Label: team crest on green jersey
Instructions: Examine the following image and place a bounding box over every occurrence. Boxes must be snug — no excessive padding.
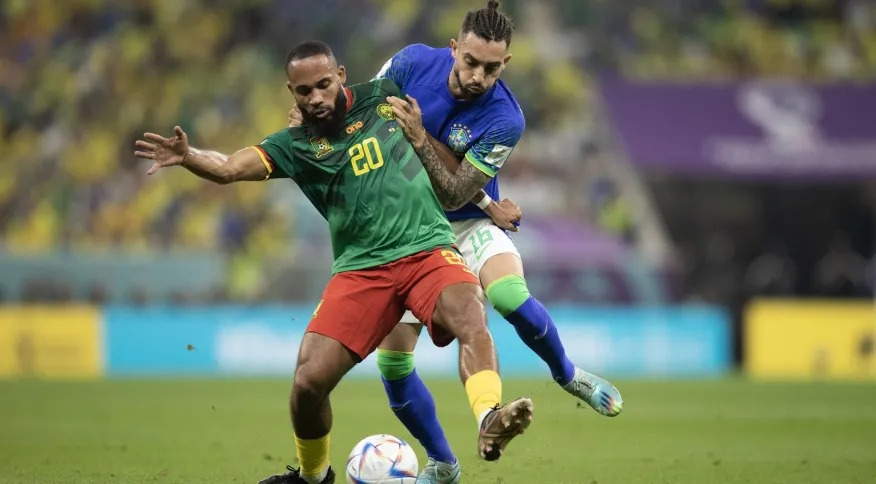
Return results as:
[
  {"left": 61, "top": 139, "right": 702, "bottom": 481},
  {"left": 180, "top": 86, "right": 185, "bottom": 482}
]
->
[
  {"left": 309, "top": 137, "right": 334, "bottom": 158},
  {"left": 376, "top": 103, "right": 395, "bottom": 120}
]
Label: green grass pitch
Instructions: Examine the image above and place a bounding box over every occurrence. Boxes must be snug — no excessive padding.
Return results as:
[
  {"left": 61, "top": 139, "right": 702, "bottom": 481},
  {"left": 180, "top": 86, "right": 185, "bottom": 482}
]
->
[{"left": 1, "top": 377, "right": 875, "bottom": 483}]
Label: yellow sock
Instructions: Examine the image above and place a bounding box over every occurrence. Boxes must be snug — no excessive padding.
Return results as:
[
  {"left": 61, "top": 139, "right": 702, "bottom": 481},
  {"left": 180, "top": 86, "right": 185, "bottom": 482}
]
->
[
  {"left": 294, "top": 433, "right": 330, "bottom": 482},
  {"left": 464, "top": 370, "right": 502, "bottom": 423}
]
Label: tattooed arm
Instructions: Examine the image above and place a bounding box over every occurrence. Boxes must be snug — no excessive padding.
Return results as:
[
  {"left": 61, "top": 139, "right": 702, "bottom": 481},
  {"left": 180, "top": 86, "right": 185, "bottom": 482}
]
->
[
  {"left": 422, "top": 132, "right": 491, "bottom": 200},
  {"left": 387, "top": 95, "right": 492, "bottom": 210},
  {"left": 416, "top": 135, "right": 493, "bottom": 210}
]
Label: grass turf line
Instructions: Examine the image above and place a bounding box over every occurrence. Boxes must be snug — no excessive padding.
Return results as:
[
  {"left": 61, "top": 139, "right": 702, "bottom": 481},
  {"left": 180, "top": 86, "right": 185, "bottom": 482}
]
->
[{"left": 1, "top": 378, "right": 875, "bottom": 483}]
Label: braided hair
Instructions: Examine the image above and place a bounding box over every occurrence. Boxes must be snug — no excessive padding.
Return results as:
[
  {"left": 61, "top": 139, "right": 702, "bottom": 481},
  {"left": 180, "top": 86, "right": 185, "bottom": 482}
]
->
[{"left": 460, "top": 0, "right": 514, "bottom": 46}]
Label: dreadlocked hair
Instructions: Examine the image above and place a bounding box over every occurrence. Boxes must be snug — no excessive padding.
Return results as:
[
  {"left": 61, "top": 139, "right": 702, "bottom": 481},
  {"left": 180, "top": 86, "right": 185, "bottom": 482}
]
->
[{"left": 460, "top": 0, "right": 514, "bottom": 46}]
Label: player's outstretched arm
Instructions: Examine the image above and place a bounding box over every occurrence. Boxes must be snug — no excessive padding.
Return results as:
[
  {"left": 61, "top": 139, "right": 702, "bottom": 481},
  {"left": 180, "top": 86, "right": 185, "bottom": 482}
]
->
[
  {"left": 388, "top": 96, "right": 491, "bottom": 210},
  {"left": 134, "top": 126, "right": 269, "bottom": 184}
]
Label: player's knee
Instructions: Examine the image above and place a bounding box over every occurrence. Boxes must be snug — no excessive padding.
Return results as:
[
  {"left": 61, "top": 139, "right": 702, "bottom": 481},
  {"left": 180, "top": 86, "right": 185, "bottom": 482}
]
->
[
  {"left": 485, "top": 275, "right": 531, "bottom": 317},
  {"left": 437, "top": 283, "right": 487, "bottom": 339},
  {"left": 378, "top": 322, "right": 421, "bottom": 353},
  {"left": 291, "top": 365, "right": 329, "bottom": 405},
  {"left": 376, "top": 349, "right": 416, "bottom": 381}
]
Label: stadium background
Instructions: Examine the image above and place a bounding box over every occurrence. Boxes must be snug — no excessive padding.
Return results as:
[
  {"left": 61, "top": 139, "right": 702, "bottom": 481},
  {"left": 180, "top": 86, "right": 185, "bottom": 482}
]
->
[{"left": 1, "top": 0, "right": 875, "bottom": 482}]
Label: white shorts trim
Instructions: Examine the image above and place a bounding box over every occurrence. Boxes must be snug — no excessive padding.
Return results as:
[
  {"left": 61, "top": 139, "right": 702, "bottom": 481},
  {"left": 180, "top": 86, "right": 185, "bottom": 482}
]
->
[{"left": 400, "top": 218, "right": 520, "bottom": 324}]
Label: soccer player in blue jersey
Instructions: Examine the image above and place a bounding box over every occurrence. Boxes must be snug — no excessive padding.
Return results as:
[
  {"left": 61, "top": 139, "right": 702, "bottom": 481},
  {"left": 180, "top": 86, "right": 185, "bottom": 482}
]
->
[{"left": 374, "top": 1, "right": 625, "bottom": 482}]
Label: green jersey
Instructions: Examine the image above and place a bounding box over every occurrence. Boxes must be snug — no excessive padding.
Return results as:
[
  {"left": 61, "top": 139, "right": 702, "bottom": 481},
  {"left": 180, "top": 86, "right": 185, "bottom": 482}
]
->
[{"left": 254, "top": 78, "right": 456, "bottom": 273}]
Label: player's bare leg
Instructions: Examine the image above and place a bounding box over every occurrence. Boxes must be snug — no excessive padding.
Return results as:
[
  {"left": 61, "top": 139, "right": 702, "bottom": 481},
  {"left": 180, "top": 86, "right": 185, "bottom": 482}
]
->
[
  {"left": 259, "top": 332, "right": 358, "bottom": 484},
  {"left": 431, "top": 282, "right": 533, "bottom": 462},
  {"left": 480, "top": 253, "right": 623, "bottom": 417},
  {"left": 379, "top": 322, "right": 421, "bottom": 352}
]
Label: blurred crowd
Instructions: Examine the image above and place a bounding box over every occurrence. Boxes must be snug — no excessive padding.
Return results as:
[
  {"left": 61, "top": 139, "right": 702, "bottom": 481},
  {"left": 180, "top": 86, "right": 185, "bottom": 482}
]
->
[
  {"left": 563, "top": 0, "right": 876, "bottom": 80},
  {"left": 1, "top": 0, "right": 874, "bottom": 302}
]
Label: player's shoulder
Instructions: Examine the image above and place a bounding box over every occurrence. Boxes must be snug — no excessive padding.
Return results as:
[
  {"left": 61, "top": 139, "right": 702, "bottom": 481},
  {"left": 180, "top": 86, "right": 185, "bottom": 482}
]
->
[
  {"left": 395, "top": 43, "right": 446, "bottom": 63},
  {"left": 390, "top": 44, "right": 450, "bottom": 77},
  {"left": 489, "top": 80, "right": 526, "bottom": 131},
  {"left": 261, "top": 127, "right": 295, "bottom": 145},
  {"left": 350, "top": 78, "right": 401, "bottom": 103},
  {"left": 260, "top": 127, "right": 313, "bottom": 159}
]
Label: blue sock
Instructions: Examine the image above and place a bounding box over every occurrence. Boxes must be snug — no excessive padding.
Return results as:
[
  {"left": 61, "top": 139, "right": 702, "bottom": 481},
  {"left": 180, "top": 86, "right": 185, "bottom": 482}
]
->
[
  {"left": 506, "top": 296, "right": 576, "bottom": 385},
  {"left": 381, "top": 370, "right": 456, "bottom": 464}
]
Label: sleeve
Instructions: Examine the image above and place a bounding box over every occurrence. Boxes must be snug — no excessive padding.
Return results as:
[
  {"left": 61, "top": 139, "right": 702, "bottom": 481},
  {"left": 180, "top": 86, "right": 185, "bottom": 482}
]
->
[
  {"left": 372, "top": 44, "right": 425, "bottom": 90},
  {"left": 463, "top": 116, "right": 525, "bottom": 178},
  {"left": 253, "top": 129, "right": 295, "bottom": 179}
]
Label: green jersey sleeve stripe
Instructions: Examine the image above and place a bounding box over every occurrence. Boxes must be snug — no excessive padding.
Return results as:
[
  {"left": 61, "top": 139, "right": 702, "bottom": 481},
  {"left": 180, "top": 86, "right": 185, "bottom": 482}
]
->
[
  {"left": 251, "top": 145, "right": 274, "bottom": 180},
  {"left": 464, "top": 151, "right": 498, "bottom": 177}
]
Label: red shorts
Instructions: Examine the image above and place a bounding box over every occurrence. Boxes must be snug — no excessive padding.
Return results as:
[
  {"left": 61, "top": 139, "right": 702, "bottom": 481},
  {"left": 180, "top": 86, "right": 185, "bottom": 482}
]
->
[{"left": 306, "top": 247, "right": 479, "bottom": 360}]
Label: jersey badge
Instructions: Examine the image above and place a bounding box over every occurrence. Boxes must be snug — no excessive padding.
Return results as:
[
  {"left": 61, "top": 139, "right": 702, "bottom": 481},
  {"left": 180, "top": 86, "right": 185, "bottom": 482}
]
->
[
  {"left": 309, "top": 137, "right": 334, "bottom": 158},
  {"left": 485, "top": 144, "right": 513, "bottom": 169},
  {"left": 376, "top": 103, "right": 395, "bottom": 120},
  {"left": 448, "top": 123, "right": 472, "bottom": 154}
]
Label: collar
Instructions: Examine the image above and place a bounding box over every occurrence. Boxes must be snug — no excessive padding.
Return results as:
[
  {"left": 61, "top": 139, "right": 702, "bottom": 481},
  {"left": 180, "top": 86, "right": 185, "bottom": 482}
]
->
[{"left": 344, "top": 86, "right": 353, "bottom": 111}]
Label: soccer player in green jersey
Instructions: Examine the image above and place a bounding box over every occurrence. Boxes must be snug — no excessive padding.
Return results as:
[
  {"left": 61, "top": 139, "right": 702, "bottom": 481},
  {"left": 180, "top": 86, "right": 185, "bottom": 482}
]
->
[{"left": 134, "top": 41, "right": 533, "bottom": 484}]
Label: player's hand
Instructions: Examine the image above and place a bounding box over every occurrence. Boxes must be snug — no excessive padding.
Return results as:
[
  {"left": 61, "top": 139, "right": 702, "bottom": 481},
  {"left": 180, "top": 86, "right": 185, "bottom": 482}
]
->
[
  {"left": 288, "top": 104, "right": 303, "bottom": 127},
  {"left": 134, "top": 126, "right": 190, "bottom": 175},
  {"left": 386, "top": 95, "right": 427, "bottom": 150},
  {"left": 485, "top": 197, "right": 523, "bottom": 232}
]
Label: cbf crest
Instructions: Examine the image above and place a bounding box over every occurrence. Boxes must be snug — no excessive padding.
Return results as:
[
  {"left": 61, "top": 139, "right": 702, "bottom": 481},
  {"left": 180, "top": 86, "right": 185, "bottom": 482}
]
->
[
  {"left": 448, "top": 123, "right": 472, "bottom": 154},
  {"left": 309, "top": 137, "right": 333, "bottom": 158}
]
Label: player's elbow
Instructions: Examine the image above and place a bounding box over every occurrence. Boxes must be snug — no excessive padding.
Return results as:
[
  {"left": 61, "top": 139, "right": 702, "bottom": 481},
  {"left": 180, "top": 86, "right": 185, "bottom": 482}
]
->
[
  {"left": 215, "top": 173, "right": 235, "bottom": 185},
  {"left": 214, "top": 166, "right": 240, "bottom": 185},
  {"left": 208, "top": 174, "right": 233, "bottom": 185}
]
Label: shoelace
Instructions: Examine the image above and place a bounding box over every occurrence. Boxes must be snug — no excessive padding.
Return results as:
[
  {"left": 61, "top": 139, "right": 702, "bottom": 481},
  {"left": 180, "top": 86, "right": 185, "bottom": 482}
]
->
[
  {"left": 567, "top": 376, "right": 595, "bottom": 396},
  {"left": 421, "top": 459, "right": 438, "bottom": 478},
  {"left": 423, "top": 458, "right": 456, "bottom": 479}
]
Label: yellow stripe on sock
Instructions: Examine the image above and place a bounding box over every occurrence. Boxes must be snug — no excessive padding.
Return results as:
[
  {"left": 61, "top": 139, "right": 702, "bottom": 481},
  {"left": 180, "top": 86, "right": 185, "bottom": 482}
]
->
[
  {"left": 295, "top": 433, "right": 330, "bottom": 479},
  {"left": 464, "top": 370, "right": 502, "bottom": 421}
]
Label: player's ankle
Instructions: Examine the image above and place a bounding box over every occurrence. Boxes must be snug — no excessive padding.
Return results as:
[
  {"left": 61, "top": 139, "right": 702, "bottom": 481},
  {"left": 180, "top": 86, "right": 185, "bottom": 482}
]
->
[
  {"left": 477, "top": 408, "right": 493, "bottom": 429},
  {"left": 301, "top": 467, "right": 328, "bottom": 484}
]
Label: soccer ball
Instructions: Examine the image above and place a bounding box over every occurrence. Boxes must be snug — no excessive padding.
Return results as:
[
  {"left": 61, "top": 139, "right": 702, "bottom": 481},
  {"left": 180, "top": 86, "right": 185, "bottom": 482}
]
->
[{"left": 345, "top": 434, "right": 419, "bottom": 483}]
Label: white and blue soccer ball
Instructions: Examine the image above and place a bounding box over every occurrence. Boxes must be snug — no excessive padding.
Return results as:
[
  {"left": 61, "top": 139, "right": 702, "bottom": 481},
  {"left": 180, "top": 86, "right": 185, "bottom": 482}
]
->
[{"left": 345, "top": 434, "right": 418, "bottom": 484}]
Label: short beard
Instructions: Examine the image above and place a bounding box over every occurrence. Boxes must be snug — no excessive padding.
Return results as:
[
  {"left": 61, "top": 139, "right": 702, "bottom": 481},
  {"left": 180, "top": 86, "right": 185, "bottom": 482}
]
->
[
  {"left": 453, "top": 67, "right": 484, "bottom": 100},
  {"left": 300, "top": 89, "right": 347, "bottom": 138}
]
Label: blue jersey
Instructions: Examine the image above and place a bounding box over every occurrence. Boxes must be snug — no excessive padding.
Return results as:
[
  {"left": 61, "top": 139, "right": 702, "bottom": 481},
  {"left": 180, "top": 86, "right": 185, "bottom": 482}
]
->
[{"left": 374, "top": 43, "right": 525, "bottom": 221}]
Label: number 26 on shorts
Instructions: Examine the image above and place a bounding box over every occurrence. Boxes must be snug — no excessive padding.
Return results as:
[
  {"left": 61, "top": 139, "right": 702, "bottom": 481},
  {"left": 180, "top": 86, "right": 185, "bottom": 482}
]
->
[{"left": 441, "top": 249, "right": 465, "bottom": 266}]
